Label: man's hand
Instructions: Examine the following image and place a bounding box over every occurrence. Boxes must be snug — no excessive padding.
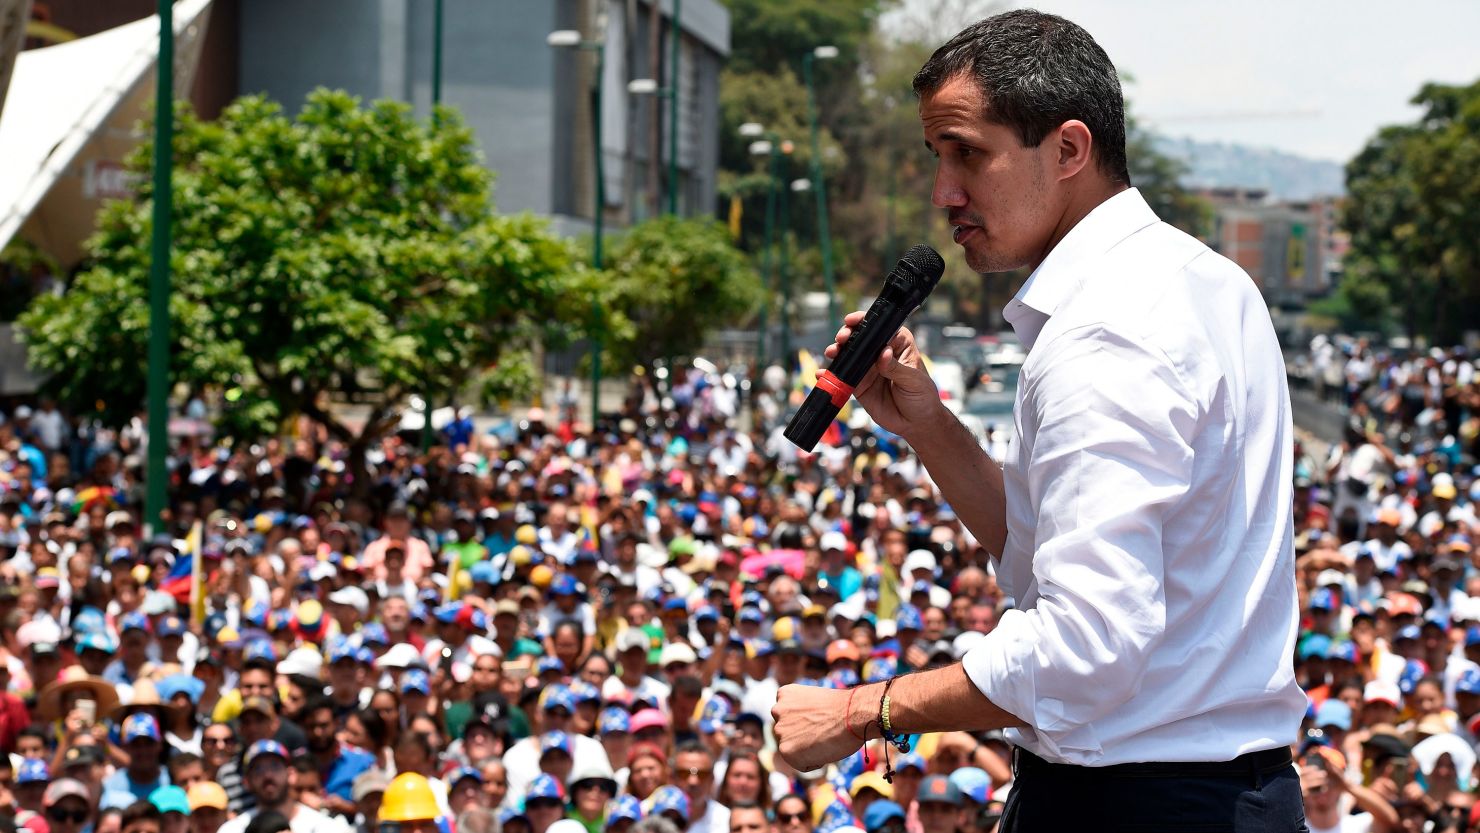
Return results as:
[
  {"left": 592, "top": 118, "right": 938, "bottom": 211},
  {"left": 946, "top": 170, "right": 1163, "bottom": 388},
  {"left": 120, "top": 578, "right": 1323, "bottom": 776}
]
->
[
  {"left": 773, "top": 683, "right": 866, "bottom": 772},
  {"left": 825, "top": 311, "right": 945, "bottom": 440}
]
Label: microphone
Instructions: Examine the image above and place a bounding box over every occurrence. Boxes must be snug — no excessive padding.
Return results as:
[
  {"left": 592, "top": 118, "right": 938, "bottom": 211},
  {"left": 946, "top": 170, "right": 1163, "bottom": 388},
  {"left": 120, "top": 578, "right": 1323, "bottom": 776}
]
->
[{"left": 784, "top": 244, "right": 946, "bottom": 451}]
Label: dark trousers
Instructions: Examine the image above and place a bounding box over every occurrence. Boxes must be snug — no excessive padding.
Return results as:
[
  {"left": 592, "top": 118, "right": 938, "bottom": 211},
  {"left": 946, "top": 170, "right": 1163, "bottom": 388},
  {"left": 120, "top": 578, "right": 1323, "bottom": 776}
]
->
[{"left": 999, "top": 747, "right": 1309, "bottom": 832}]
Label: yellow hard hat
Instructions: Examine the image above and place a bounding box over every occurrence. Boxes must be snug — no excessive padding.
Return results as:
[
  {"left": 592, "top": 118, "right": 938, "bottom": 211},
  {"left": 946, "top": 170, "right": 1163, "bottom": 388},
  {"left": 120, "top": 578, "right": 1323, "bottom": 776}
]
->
[
  {"left": 516, "top": 525, "right": 538, "bottom": 545},
  {"left": 380, "top": 772, "right": 440, "bottom": 822},
  {"left": 530, "top": 564, "right": 554, "bottom": 589},
  {"left": 509, "top": 545, "right": 532, "bottom": 567}
]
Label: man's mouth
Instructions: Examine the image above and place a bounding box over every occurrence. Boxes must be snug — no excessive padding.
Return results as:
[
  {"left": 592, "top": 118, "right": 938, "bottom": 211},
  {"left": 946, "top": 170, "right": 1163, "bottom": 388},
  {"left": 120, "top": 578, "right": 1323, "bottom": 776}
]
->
[{"left": 952, "top": 223, "right": 981, "bottom": 244}]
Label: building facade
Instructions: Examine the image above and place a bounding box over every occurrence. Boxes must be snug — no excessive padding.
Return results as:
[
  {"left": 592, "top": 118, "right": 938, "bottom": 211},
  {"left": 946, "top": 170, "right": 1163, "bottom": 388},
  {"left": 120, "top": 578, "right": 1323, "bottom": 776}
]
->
[{"left": 1199, "top": 187, "right": 1347, "bottom": 306}]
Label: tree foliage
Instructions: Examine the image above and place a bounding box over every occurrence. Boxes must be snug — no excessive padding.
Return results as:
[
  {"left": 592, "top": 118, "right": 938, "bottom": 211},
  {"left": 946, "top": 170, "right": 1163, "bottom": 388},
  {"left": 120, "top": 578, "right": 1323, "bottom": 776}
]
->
[
  {"left": 601, "top": 216, "right": 762, "bottom": 371},
  {"left": 1340, "top": 79, "right": 1480, "bottom": 343},
  {"left": 20, "top": 89, "right": 590, "bottom": 466}
]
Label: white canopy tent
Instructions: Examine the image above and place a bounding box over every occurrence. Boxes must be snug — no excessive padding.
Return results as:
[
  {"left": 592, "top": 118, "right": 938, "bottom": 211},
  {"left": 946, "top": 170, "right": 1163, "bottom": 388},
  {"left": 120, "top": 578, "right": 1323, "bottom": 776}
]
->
[{"left": 0, "top": 0, "right": 212, "bottom": 267}]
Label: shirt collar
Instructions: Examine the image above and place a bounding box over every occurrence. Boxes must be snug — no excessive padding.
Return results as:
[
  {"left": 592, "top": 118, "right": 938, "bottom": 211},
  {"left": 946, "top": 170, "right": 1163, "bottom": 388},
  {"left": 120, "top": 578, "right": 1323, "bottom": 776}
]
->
[{"left": 1002, "top": 188, "right": 1159, "bottom": 350}]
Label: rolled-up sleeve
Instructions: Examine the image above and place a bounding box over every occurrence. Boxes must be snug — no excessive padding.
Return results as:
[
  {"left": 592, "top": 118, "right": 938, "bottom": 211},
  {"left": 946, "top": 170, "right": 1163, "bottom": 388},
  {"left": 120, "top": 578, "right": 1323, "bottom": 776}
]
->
[{"left": 961, "top": 324, "right": 1197, "bottom": 762}]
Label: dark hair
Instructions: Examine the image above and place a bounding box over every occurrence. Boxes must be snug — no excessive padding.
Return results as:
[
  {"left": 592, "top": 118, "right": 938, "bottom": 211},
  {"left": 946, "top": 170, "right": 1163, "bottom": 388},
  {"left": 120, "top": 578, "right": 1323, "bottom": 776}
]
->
[
  {"left": 119, "top": 800, "right": 163, "bottom": 831},
  {"left": 912, "top": 9, "right": 1129, "bottom": 185},
  {"left": 352, "top": 707, "right": 391, "bottom": 749},
  {"left": 302, "top": 693, "right": 336, "bottom": 721},
  {"left": 671, "top": 675, "right": 705, "bottom": 699},
  {"left": 167, "top": 752, "right": 203, "bottom": 780},
  {"left": 717, "top": 752, "right": 772, "bottom": 808},
  {"left": 673, "top": 739, "right": 713, "bottom": 764}
]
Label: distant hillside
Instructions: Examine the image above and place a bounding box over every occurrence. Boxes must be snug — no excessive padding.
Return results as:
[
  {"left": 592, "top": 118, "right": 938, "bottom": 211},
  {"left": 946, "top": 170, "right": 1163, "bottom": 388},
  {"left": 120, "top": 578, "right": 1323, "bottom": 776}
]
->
[{"left": 1152, "top": 136, "right": 1347, "bottom": 201}]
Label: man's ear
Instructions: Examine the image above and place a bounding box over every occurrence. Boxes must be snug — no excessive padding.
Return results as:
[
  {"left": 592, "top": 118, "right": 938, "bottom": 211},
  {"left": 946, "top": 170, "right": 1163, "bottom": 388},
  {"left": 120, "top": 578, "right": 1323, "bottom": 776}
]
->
[{"left": 1053, "top": 120, "right": 1094, "bottom": 181}]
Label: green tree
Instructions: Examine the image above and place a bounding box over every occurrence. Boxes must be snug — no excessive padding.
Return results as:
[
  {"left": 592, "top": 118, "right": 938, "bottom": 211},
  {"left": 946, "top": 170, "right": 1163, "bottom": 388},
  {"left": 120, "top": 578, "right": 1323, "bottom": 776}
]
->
[
  {"left": 1340, "top": 79, "right": 1480, "bottom": 344},
  {"left": 602, "top": 216, "right": 762, "bottom": 372},
  {"left": 20, "top": 90, "right": 590, "bottom": 483}
]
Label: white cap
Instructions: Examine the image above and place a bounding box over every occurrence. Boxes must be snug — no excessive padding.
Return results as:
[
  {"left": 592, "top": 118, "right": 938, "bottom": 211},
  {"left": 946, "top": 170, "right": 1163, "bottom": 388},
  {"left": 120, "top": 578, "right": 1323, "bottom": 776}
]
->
[
  {"left": 466, "top": 635, "right": 502, "bottom": 658},
  {"left": 1364, "top": 680, "right": 1401, "bottom": 707},
  {"left": 876, "top": 620, "right": 897, "bottom": 640},
  {"left": 819, "top": 531, "right": 848, "bottom": 552},
  {"left": 308, "top": 562, "right": 338, "bottom": 582},
  {"left": 105, "top": 510, "right": 135, "bottom": 530},
  {"left": 658, "top": 642, "right": 697, "bottom": 667},
  {"left": 614, "top": 629, "right": 650, "bottom": 653},
  {"left": 328, "top": 586, "right": 369, "bottom": 616},
  {"left": 277, "top": 646, "right": 324, "bottom": 678},
  {"left": 928, "top": 585, "right": 952, "bottom": 611},
  {"left": 902, "top": 549, "right": 937, "bottom": 581},
  {"left": 1316, "top": 569, "right": 1347, "bottom": 588},
  {"left": 13, "top": 405, "right": 32, "bottom": 419},
  {"left": 376, "top": 643, "right": 424, "bottom": 670}
]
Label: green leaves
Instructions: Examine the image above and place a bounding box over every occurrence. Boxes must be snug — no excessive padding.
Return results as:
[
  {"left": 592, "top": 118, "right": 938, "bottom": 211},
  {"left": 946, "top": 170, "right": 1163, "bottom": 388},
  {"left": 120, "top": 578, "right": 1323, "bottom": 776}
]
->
[
  {"left": 600, "top": 216, "right": 763, "bottom": 372},
  {"left": 18, "top": 88, "right": 589, "bottom": 443},
  {"left": 1340, "top": 79, "right": 1480, "bottom": 341}
]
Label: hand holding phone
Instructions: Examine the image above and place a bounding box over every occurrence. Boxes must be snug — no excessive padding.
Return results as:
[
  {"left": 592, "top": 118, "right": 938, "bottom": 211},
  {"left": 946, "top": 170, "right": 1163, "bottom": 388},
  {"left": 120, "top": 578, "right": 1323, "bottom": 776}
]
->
[{"left": 77, "top": 699, "right": 96, "bottom": 725}]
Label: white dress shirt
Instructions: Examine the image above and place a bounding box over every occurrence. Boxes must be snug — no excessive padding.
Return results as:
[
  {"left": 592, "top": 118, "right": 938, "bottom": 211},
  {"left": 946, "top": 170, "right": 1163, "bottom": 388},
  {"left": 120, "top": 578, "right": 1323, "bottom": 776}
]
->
[{"left": 960, "top": 188, "right": 1306, "bottom": 765}]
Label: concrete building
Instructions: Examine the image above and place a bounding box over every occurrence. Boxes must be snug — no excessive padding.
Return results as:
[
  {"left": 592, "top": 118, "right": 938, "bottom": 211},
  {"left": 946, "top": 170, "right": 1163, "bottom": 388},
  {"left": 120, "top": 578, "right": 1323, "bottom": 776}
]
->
[
  {"left": 236, "top": 0, "right": 729, "bottom": 238},
  {"left": 1199, "top": 187, "right": 1345, "bottom": 306}
]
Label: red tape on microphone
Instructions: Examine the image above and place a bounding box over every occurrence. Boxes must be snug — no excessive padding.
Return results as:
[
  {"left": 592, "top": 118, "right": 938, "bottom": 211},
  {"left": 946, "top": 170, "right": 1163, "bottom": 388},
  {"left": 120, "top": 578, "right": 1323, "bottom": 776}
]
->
[{"left": 814, "top": 371, "right": 854, "bottom": 408}]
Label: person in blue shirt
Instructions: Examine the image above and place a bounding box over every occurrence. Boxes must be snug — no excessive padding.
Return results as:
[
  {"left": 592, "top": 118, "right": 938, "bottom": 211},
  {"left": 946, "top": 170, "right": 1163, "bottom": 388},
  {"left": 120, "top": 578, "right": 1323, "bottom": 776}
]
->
[
  {"left": 302, "top": 694, "right": 375, "bottom": 818},
  {"left": 816, "top": 531, "right": 863, "bottom": 601},
  {"left": 103, "top": 714, "right": 171, "bottom": 801}
]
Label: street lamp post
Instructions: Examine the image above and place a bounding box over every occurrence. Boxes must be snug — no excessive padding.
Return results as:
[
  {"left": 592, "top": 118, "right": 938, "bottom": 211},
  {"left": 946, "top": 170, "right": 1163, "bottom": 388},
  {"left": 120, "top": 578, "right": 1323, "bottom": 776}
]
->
[
  {"left": 145, "top": 0, "right": 174, "bottom": 533},
  {"left": 740, "top": 123, "right": 777, "bottom": 369},
  {"left": 667, "top": 0, "right": 681, "bottom": 214},
  {"left": 803, "top": 44, "right": 839, "bottom": 331},
  {"left": 548, "top": 26, "right": 607, "bottom": 429},
  {"left": 421, "top": 0, "right": 445, "bottom": 452}
]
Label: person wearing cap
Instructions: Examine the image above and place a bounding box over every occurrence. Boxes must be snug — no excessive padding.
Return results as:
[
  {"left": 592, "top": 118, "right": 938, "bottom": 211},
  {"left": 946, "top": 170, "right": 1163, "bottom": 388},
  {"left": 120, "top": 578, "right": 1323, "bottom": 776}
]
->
[
  {"left": 648, "top": 784, "right": 692, "bottom": 831},
  {"left": 605, "top": 793, "right": 643, "bottom": 833},
  {"left": 862, "top": 800, "right": 906, "bottom": 833},
  {"left": 185, "top": 781, "right": 231, "bottom": 833},
  {"left": 913, "top": 776, "right": 964, "bottom": 833},
  {"left": 605, "top": 628, "right": 671, "bottom": 707},
  {"left": 104, "top": 714, "right": 170, "bottom": 802},
  {"left": 218, "top": 740, "right": 352, "bottom": 833},
  {"left": 523, "top": 772, "right": 568, "bottom": 833},
  {"left": 104, "top": 612, "right": 160, "bottom": 695},
  {"left": 817, "top": 531, "right": 862, "bottom": 602},
  {"left": 43, "top": 778, "right": 95, "bottom": 833},
  {"left": 218, "top": 695, "right": 284, "bottom": 814},
  {"left": 350, "top": 769, "right": 391, "bottom": 833},
  {"left": 150, "top": 784, "right": 192, "bottom": 833},
  {"left": 502, "top": 686, "right": 607, "bottom": 806},
  {"left": 445, "top": 766, "right": 484, "bottom": 816},
  {"left": 566, "top": 758, "right": 619, "bottom": 833}
]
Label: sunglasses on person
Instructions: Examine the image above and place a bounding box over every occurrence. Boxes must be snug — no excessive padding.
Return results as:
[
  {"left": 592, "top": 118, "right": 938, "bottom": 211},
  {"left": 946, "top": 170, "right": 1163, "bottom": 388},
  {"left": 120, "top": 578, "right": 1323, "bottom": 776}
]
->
[
  {"left": 774, "top": 812, "right": 806, "bottom": 825},
  {"left": 48, "top": 808, "right": 88, "bottom": 824}
]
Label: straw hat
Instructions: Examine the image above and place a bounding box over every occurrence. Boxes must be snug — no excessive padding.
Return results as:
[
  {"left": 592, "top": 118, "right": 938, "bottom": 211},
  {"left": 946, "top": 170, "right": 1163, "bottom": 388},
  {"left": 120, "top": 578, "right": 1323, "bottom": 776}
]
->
[
  {"left": 110, "top": 678, "right": 186, "bottom": 723},
  {"left": 35, "top": 666, "right": 120, "bottom": 723}
]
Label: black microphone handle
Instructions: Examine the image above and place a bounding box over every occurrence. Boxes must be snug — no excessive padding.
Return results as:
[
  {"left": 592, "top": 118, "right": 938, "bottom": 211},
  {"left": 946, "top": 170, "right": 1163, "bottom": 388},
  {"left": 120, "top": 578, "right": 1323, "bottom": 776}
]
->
[{"left": 783, "top": 245, "right": 944, "bottom": 451}]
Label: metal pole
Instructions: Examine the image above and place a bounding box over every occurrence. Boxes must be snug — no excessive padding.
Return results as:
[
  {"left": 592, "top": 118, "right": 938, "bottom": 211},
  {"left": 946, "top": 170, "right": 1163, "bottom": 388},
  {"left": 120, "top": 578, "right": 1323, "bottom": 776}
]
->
[
  {"left": 145, "top": 0, "right": 173, "bottom": 535},
  {"left": 757, "top": 144, "right": 778, "bottom": 370},
  {"left": 804, "top": 52, "right": 837, "bottom": 332},
  {"left": 666, "top": 0, "right": 681, "bottom": 214},
  {"left": 422, "top": 0, "right": 444, "bottom": 452},
  {"left": 591, "top": 41, "right": 604, "bottom": 429},
  {"left": 778, "top": 171, "right": 792, "bottom": 368}
]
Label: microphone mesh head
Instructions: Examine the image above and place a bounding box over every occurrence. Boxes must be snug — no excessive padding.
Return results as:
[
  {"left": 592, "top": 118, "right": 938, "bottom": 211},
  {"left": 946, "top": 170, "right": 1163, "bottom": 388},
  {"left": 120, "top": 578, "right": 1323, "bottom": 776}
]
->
[{"left": 902, "top": 244, "right": 946, "bottom": 282}]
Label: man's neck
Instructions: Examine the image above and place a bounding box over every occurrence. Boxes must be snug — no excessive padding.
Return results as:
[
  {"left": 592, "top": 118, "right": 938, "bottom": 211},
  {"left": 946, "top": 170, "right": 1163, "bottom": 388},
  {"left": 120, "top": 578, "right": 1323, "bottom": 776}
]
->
[
  {"left": 1031, "top": 182, "right": 1132, "bottom": 272},
  {"left": 128, "top": 766, "right": 159, "bottom": 783}
]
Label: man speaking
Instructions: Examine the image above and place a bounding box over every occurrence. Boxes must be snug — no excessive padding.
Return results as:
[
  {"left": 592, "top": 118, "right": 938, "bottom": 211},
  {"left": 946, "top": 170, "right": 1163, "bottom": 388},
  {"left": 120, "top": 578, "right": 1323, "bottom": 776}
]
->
[{"left": 771, "top": 10, "right": 1308, "bottom": 831}]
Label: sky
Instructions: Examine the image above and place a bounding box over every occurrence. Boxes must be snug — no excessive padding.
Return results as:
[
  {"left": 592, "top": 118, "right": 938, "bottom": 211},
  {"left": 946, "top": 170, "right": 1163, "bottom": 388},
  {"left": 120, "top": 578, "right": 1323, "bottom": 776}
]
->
[{"left": 880, "top": 0, "right": 1480, "bottom": 163}]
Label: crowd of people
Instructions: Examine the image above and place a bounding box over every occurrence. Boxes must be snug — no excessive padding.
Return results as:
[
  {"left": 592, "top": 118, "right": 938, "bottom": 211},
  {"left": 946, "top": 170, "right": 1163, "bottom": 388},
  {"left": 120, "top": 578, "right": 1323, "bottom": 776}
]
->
[{"left": 0, "top": 339, "right": 1474, "bottom": 833}]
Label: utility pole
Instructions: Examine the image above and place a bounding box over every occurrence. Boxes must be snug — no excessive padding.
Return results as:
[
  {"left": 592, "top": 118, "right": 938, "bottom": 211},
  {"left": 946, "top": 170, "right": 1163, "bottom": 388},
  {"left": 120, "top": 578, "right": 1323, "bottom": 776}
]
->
[{"left": 145, "top": 0, "right": 174, "bottom": 534}]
